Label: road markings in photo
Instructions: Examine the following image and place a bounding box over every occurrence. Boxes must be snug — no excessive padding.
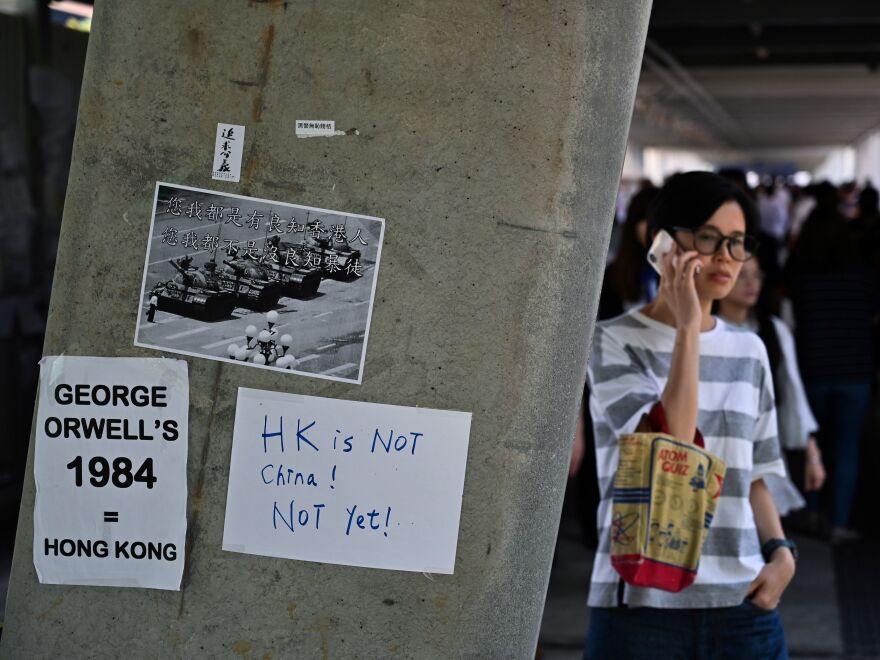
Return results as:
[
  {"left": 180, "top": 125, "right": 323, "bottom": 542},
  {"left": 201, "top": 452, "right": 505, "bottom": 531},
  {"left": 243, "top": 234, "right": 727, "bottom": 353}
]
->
[
  {"left": 201, "top": 336, "right": 245, "bottom": 350},
  {"left": 164, "top": 326, "right": 211, "bottom": 341},
  {"left": 151, "top": 315, "right": 181, "bottom": 326},
  {"left": 199, "top": 323, "right": 289, "bottom": 352},
  {"left": 320, "top": 362, "right": 358, "bottom": 376}
]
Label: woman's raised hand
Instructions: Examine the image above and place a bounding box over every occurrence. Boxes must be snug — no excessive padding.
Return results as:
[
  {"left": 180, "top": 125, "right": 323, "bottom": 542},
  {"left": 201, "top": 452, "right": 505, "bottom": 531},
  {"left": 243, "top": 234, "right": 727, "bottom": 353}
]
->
[{"left": 658, "top": 246, "right": 703, "bottom": 333}]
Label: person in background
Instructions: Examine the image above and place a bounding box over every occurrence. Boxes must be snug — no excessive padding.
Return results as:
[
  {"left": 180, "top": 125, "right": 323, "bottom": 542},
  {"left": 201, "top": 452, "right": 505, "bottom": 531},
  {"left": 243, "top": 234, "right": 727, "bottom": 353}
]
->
[
  {"left": 839, "top": 181, "right": 860, "bottom": 219},
  {"left": 757, "top": 181, "right": 791, "bottom": 245},
  {"left": 585, "top": 172, "right": 793, "bottom": 658},
  {"left": 785, "top": 182, "right": 879, "bottom": 543},
  {"left": 788, "top": 185, "right": 816, "bottom": 246},
  {"left": 855, "top": 183, "right": 880, "bottom": 268},
  {"left": 598, "top": 185, "right": 660, "bottom": 319},
  {"left": 717, "top": 256, "right": 827, "bottom": 517},
  {"left": 857, "top": 182, "right": 879, "bottom": 223},
  {"left": 786, "top": 182, "right": 848, "bottom": 272},
  {"left": 719, "top": 169, "right": 785, "bottom": 314},
  {"left": 854, "top": 184, "right": 880, "bottom": 396}
]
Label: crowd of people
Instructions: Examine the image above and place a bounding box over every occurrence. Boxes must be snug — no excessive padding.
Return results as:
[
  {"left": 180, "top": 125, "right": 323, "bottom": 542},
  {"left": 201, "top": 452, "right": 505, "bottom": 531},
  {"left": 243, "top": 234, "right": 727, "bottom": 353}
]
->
[{"left": 568, "top": 170, "right": 880, "bottom": 657}]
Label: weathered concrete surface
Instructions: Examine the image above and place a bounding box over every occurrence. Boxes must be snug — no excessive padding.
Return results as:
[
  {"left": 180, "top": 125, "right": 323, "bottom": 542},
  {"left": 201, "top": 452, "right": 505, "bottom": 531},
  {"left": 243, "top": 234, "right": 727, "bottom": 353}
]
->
[{"left": 2, "top": 0, "right": 650, "bottom": 657}]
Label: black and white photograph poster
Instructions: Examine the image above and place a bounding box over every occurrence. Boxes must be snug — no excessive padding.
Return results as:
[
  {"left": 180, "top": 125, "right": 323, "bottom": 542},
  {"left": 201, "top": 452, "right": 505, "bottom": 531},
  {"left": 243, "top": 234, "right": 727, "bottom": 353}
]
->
[{"left": 134, "top": 182, "right": 385, "bottom": 384}]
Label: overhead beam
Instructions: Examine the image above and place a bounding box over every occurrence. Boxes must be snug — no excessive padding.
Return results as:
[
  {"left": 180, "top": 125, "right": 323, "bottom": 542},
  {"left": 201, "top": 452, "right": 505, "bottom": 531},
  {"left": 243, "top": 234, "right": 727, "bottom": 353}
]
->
[
  {"left": 648, "top": 51, "right": 880, "bottom": 68},
  {"left": 651, "top": 25, "right": 880, "bottom": 50},
  {"left": 650, "top": 0, "right": 880, "bottom": 28}
]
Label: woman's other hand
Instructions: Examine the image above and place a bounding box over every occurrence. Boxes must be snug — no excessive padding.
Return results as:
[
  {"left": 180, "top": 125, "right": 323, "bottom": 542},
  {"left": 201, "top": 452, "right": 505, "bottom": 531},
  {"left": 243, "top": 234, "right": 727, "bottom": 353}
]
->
[
  {"left": 747, "top": 548, "right": 796, "bottom": 610},
  {"left": 804, "top": 436, "right": 826, "bottom": 492}
]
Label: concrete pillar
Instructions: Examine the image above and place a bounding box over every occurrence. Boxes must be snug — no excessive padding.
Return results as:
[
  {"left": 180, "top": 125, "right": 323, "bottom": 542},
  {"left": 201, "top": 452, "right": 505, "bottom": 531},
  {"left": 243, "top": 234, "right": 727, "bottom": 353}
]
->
[{"left": 2, "top": 0, "right": 651, "bottom": 656}]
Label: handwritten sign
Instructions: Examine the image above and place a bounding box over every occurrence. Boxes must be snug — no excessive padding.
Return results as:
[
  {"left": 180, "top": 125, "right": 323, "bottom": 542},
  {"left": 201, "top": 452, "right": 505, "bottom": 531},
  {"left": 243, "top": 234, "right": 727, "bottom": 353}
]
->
[
  {"left": 222, "top": 389, "right": 472, "bottom": 573},
  {"left": 212, "top": 122, "right": 244, "bottom": 182},
  {"left": 33, "top": 356, "right": 188, "bottom": 590}
]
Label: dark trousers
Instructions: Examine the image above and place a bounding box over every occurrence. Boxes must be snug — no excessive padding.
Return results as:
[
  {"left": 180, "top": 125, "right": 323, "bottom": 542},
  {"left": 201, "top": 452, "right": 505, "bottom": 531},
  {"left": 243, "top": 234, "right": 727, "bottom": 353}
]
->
[
  {"left": 584, "top": 602, "right": 788, "bottom": 660},
  {"left": 804, "top": 378, "right": 872, "bottom": 527}
]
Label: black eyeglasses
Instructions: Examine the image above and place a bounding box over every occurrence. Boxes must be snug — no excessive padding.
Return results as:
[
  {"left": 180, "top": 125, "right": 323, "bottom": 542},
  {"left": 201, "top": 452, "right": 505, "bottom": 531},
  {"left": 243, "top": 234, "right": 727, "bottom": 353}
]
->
[{"left": 672, "top": 226, "right": 759, "bottom": 262}]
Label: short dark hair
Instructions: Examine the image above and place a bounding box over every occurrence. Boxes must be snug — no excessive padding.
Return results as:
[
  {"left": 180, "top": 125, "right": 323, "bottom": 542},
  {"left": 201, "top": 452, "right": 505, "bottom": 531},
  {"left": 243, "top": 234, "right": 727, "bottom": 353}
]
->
[
  {"left": 647, "top": 171, "right": 758, "bottom": 239},
  {"left": 858, "top": 184, "right": 879, "bottom": 218}
]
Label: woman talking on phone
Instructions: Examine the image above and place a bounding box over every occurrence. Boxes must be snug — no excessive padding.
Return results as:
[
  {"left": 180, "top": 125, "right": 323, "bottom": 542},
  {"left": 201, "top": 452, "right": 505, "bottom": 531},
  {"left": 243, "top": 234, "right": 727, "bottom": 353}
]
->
[{"left": 585, "top": 172, "right": 794, "bottom": 659}]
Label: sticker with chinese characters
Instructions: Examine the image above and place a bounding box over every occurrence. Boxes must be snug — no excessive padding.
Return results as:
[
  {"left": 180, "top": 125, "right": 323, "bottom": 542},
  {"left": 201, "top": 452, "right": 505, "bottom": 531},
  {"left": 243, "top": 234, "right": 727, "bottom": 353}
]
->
[
  {"left": 295, "top": 120, "right": 336, "bottom": 137},
  {"left": 134, "top": 182, "right": 385, "bottom": 384},
  {"left": 212, "top": 123, "right": 245, "bottom": 182}
]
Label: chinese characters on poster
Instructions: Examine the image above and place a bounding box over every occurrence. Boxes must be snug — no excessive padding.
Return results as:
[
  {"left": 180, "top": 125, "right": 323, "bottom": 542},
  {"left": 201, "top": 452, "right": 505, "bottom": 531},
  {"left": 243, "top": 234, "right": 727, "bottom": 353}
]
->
[{"left": 135, "top": 183, "right": 384, "bottom": 384}]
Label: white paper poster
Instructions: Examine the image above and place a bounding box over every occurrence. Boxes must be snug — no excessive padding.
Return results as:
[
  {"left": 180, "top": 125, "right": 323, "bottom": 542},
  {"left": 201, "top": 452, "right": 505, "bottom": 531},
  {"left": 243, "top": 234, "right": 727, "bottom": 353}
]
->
[
  {"left": 212, "top": 123, "right": 244, "bottom": 182},
  {"left": 223, "top": 389, "right": 472, "bottom": 574},
  {"left": 33, "top": 356, "right": 188, "bottom": 590}
]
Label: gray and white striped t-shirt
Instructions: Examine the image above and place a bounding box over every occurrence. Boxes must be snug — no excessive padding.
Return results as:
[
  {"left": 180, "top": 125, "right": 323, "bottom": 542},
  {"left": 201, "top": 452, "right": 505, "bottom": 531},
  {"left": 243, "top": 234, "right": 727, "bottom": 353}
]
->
[{"left": 586, "top": 309, "right": 787, "bottom": 609}]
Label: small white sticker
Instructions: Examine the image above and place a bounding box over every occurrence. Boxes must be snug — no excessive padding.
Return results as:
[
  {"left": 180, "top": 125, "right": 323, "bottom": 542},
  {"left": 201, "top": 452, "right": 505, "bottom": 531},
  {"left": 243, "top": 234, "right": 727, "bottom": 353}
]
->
[
  {"left": 296, "top": 120, "right": 336, "bottom": 137},
  {"left": 212, "top": 123, "right": 245, "bottom": 182}
]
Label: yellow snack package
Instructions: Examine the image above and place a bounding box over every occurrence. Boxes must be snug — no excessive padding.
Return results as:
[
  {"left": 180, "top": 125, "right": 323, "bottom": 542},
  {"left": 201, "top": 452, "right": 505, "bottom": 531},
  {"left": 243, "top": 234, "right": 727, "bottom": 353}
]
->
[{"left": 611, "top": 433, "right": 727, "bottom": 592}]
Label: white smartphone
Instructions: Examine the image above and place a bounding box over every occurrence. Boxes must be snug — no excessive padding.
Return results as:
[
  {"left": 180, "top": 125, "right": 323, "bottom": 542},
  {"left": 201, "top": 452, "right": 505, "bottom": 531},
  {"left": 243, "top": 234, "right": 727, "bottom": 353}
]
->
[{"left": 647, "top": 229, "right": 675, "bottom": 275}]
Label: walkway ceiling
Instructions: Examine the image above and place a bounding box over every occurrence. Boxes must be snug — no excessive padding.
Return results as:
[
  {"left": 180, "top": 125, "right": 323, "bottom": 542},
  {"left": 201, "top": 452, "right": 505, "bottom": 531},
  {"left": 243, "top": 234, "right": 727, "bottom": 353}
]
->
[{"left": 632, "top": 0, "right": 880, "bottom": 159}]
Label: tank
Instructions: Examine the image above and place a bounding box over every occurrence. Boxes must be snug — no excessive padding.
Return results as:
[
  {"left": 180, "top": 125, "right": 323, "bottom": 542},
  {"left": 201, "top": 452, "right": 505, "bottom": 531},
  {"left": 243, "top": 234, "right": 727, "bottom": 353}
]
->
[
  {"left": 216, "top": 256, "right": 285, "bottom": 310},
  {"left": 299, "top": 235, "right": 363, "bottom": 280},
  {"left": 149, "top": 258, "right": 236, "bottom": 320},
  {"left": 263, "top": 239, "right": 323, "bottom": 298}
]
